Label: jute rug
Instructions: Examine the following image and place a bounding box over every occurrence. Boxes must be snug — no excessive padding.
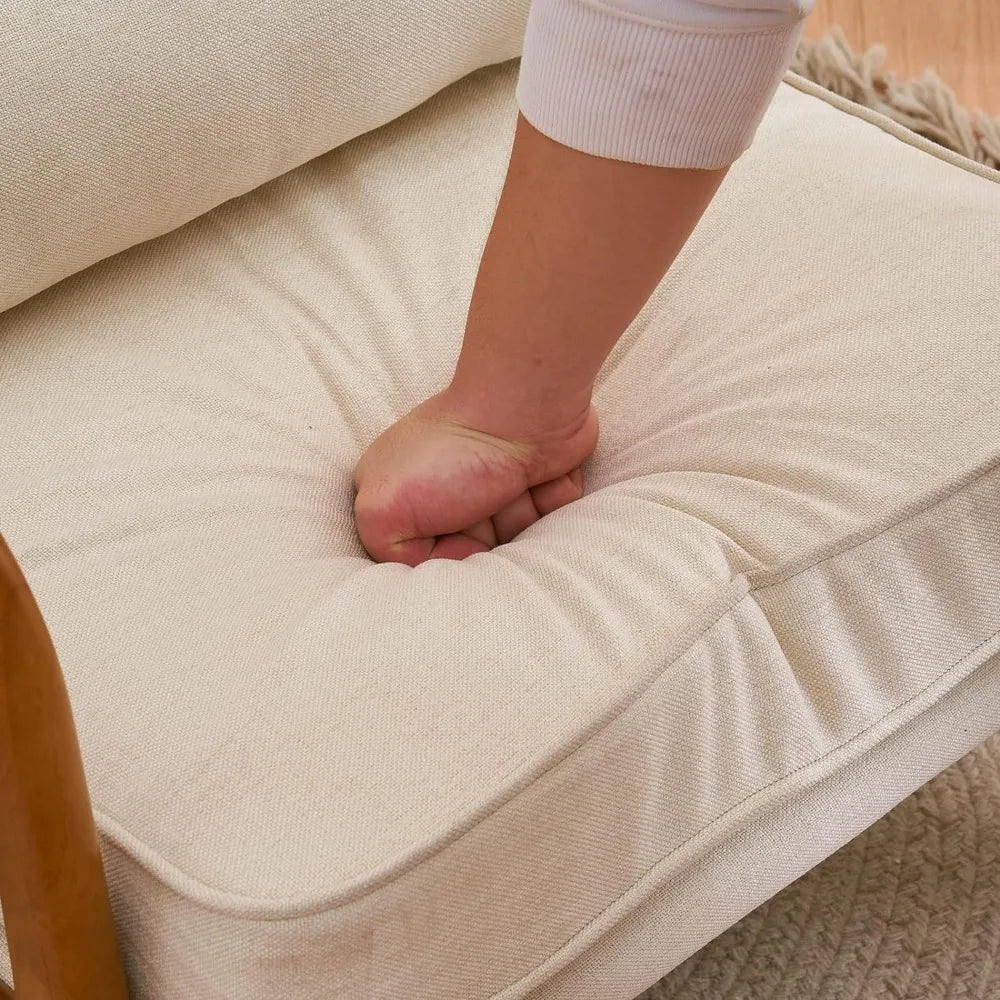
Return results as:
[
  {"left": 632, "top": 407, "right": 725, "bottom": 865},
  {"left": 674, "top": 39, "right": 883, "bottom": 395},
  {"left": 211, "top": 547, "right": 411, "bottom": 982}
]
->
[
  {"left": 639, "top": 31, "right": 1000, "bottom": 1000},
  {"left": 642, "top": 734, "right": 1000, "bottom": 999}
]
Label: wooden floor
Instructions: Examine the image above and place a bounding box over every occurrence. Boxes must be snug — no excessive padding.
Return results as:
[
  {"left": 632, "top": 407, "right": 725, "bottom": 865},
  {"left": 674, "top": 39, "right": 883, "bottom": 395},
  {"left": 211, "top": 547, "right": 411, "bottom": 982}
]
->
[{"left": 803, "top": 0, "right": 1000, "bottom": 115}]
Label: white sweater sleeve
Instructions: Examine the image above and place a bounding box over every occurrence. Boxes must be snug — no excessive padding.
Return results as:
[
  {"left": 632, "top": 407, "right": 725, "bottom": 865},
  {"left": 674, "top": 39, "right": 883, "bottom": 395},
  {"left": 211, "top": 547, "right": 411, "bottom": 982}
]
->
[{"left": 515, "top": 0, "right": 813, "bottom": 168}]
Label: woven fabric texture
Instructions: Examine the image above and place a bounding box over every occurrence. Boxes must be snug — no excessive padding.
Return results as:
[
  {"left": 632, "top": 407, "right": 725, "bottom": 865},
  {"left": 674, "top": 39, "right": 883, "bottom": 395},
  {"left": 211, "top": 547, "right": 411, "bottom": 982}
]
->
[
  {"left": 0, "top": 0, "right": 530, "bottom": 315},
  {"left": 637, "top": 48, "right": 1000, "bottom": 1000},
  {"left": 1, "top": 58, "right": 999, "bottom": 999},
  {"left": 644, "top": 731, "right": 1000, "bottom": 1000}
]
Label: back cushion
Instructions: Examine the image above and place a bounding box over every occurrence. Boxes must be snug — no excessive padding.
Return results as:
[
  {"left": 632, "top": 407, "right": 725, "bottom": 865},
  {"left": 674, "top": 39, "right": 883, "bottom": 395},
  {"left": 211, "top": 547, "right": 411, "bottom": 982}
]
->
[{"left": 0, "top": 0, "right": 529, "bottom": 314}]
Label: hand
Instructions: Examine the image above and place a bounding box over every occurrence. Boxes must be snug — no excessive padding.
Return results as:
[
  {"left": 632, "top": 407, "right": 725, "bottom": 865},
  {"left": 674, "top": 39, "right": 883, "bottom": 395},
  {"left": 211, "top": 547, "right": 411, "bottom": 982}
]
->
[{"left": 353, "top": 387, "right": 599, "bottom": 566}]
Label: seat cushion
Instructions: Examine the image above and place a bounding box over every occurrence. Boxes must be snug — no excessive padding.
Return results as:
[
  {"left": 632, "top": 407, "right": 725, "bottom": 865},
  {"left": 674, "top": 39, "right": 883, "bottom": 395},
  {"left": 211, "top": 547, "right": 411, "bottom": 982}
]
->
[{"left": 1, "top": 62, "right": 999, "bottom": 1000}]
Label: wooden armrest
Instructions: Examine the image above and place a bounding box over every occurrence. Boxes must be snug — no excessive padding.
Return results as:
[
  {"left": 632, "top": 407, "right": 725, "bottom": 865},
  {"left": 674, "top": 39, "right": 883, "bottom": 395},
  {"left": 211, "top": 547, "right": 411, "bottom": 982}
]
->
[{"left": 0, "top": 533, "right": 128, "bottom": 999}]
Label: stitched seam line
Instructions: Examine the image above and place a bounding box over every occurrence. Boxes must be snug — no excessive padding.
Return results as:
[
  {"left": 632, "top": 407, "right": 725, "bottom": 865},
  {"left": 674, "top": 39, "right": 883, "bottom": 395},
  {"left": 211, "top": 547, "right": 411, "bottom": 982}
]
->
[
  {"left": 497, "top": 628, "right": 1000, "bottom": 998},
  {"left": 781, "top": 72, "right": 1000, "bottom": 183},
  {"left": 748, "top": 459, "right": 1000, "bottom": 590},
  {"left": 81, "top": 468, "right": 1000, "bottom": 917},
  {"left": 567, "top": 0, "right": 798, "bottom": 37}
]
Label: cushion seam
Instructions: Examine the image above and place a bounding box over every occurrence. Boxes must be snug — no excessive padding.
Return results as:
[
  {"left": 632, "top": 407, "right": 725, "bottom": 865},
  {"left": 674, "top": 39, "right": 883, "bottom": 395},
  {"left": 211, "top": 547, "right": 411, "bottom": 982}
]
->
[
  {"left": 747, "top": 458, "right": 1000, "bottom": 590},
  {"left": 494, "top": 629, "right": 1000, "bottom": 999},
  {"left": 781, "top": 72, "right": 1000, "bottom": 183},
  {"left": 82, "top": 466, "right": 998, "bottom": 918}
]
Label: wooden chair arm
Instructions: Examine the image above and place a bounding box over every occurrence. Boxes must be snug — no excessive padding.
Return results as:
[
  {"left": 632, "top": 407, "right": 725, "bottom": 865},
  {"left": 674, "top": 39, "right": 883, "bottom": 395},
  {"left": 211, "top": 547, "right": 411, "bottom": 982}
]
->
[{"left": 0, "top": 532, "right": 128, "bottom": 999}]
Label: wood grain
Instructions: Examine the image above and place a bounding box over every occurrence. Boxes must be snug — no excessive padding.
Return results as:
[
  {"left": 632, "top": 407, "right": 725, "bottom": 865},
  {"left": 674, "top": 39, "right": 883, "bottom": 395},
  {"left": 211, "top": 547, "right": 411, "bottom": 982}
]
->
[
  {"left": 803, "top": 0, "right": 1000, "bottom": 115},
  {"left": 0, "top": 533, "right": 129, "bottom": 1000}
]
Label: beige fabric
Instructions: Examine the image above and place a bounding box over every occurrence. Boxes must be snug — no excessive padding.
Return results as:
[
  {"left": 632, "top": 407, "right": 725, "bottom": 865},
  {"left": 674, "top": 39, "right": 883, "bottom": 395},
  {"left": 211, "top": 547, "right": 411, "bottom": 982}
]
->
[
  {"left": 645, "top": 728, "right": 1000, "bottom": 1000},
  {"left": 0, "top": 0, "right": 530, "bottom": 316},
  {"left": 535, "top": 657, "right": 1000, "bottom": 1000},
  {"left": 1, "top": 60, "right": 999, "bottom": 998}
]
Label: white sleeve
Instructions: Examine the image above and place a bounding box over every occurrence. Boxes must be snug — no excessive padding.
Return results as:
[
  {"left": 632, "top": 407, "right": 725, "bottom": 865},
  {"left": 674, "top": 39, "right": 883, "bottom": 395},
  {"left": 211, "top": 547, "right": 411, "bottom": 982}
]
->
[{"left": 515, "top": 0, "right": 813, "bottom": 168}]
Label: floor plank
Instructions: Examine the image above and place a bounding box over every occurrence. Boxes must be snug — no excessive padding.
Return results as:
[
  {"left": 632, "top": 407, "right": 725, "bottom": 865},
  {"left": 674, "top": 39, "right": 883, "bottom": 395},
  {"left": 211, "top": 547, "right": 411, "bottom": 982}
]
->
[{"left": 803, "top": 0, "right": 1000, "bottom": 115}]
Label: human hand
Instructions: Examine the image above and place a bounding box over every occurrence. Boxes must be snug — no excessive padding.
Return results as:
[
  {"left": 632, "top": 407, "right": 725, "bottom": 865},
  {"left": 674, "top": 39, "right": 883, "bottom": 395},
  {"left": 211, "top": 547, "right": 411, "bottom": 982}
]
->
[{"left": 353, "top": 387, "right": 599, "bottom": 566}]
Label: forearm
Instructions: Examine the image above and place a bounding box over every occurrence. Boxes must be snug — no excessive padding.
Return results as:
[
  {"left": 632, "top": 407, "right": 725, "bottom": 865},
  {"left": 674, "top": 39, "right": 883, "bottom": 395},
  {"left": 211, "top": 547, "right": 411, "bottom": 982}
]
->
[{"left": 447, "top": 112, "right": 727, "bottom": 437}]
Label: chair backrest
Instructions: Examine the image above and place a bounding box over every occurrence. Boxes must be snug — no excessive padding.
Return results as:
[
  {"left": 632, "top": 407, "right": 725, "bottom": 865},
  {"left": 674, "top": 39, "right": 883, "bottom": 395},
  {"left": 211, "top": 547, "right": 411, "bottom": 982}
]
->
[{"left": 0, "top": 533, "right": 129, "bottom": 999}]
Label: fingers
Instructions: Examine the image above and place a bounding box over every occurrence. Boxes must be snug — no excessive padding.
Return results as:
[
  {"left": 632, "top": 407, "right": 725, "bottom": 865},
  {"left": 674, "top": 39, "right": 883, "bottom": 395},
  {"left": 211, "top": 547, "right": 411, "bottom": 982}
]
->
[
  {"left": 492, "top": 490, "right": 540, "bottom": 544},
  {"left": 529, "top": 467, "right": 584, "bottom": 516},
  {"left": 358, "top": 468, "right": 586, "bottom": 566},
  {"left": 430, "top": 532, "right": 492, "bottom": 561},
  {"left": 462, "top": 517, "right": 498, "bottom": 550},
  {"left": 380, "top": 536, "right": 435, "bottom": 568},
  {"left": 492, "top": 468, "right": 585, "bottom": 544}
]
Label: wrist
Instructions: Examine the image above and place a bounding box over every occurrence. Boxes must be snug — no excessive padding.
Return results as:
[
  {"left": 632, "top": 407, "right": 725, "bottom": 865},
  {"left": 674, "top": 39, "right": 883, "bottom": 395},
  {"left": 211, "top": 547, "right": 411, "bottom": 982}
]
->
[{"left": 441, "top": 365, "right": 594, "bottom": 447}]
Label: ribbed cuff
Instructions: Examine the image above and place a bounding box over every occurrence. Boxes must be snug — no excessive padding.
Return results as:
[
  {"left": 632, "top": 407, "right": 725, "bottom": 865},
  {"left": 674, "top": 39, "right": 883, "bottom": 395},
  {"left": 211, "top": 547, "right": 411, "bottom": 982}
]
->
[{"left": 516, "top": 0, "right": 807, "bottom": 168}]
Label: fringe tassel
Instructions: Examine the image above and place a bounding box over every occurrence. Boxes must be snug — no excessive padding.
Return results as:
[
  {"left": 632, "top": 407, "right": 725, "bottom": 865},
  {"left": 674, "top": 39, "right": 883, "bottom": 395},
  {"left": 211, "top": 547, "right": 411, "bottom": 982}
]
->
[{"left": 791, "top": 26, "right": 1000, "bottom": 170}]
